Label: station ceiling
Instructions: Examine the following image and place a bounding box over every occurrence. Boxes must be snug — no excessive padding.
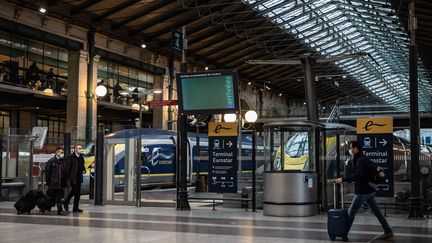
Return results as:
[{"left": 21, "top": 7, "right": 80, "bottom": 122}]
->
[{"left": 12, "top": 0, "right": 432, "bottom": 112}]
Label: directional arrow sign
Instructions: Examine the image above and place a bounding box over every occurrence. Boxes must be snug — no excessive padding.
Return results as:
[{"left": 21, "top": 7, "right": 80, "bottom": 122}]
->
[
  {"left": 225, "top": 140, "right": 233, "bottom": 148},
  {"left": 379, "top": 139, "right": 387, "bottom": 147}
]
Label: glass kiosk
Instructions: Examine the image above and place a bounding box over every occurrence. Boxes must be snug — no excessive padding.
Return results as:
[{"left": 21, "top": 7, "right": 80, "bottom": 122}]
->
[{"left": 262, "top": 120, "right": 324, "bottom": 216}]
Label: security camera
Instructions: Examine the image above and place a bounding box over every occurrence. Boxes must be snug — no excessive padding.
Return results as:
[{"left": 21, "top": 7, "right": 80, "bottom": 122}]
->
[{"left": 190, "top": 118, "right": 198, "bottom": 126}]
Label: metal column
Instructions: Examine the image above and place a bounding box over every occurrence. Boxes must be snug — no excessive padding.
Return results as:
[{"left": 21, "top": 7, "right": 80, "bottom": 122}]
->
[
  {"left": 176, "top": 26, "right": 190, "bottom": 210},
  {"left": 86, "top": 29, "right": 95, "bottom": 144},
  {"left": 408, "top": 0, "right": 423, "bottom": 219},
  {"left": 94, "top": 125, "right": 104, "bottom": 205}
]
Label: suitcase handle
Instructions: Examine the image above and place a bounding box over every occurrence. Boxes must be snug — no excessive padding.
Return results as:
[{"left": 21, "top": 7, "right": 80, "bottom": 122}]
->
[{"left": 333, "top": 181, "right": 344, "bottom": 209}]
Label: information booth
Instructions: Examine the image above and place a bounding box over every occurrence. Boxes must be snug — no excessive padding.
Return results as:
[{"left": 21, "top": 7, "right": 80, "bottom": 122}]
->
[{"left": 262, "top": 120, "right": 324, "bottom": 216}]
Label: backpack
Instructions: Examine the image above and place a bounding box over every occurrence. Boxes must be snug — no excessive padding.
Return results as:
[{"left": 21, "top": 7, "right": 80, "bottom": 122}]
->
[{"left": 364, "top": 158, "right": 385, "bottom": 189}]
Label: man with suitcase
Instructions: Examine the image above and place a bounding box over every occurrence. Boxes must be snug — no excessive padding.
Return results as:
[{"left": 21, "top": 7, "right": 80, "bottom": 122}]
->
[
  {"left": 63, "top": 144, "right": 86, "bottom": 213},
  {"left": 335, "top": 141, "right": 393, "bottom": 240},
  {"left": 45, "top": 147, "right": 67, "bottom": 215}
]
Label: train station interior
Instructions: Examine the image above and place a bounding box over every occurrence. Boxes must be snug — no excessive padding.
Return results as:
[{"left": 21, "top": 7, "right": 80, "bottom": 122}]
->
[{"left": 1, "top": 0, "right": 432, "bottom": 242}]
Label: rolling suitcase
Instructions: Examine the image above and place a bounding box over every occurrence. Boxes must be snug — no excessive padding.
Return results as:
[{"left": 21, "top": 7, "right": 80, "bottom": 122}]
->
[
  {"left": 327, "top": 183, "right": 349, "bottom": 241},
  {"left": 14, "top": 189, "right": 44, "bottom": 214}
]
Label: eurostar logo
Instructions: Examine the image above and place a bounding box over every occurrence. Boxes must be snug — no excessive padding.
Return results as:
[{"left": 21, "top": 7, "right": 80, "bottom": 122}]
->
[
  {"left": 363, "top": 120, "right": 386, "bottom": 131},
  {"left": 214, "top": 124, "right": 232, "bottom": 134},
  {"left": 357, "top": 117, "right": 393, "bottom": 134},
  {"left": 208, "top": 122, "right": 238, "bottom": 136}
]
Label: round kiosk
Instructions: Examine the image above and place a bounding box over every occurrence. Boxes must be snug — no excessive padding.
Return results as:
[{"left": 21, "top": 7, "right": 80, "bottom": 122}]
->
[{"left": 262, "top": 120, "right": 324, "bottom": 217}]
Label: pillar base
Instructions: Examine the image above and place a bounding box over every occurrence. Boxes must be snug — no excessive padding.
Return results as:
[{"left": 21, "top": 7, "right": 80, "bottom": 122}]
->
[
  {"left": 408, "top": 197, "right": 424, "bottom": 219},
  {"left": 176, "top": 191, "right": 190, "bottom": 210}
]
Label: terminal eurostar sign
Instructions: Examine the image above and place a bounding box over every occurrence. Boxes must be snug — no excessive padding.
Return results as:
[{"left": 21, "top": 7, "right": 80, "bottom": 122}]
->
[
  {"left": 208, "top": 122, "right": 238, "bottom": 137},
  {"left": 356, "top": 117, "right": 393, "bottom": 134}
]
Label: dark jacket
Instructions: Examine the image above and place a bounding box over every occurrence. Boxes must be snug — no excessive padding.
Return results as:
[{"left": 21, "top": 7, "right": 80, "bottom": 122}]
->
[
  {"left": 342, "top": 153, "right": 375, "bottom": 194},
  {"left": 45, "top": 156, "right": 64, "bottom": 189},
  {"left": 65, "top": 153, "right": 86, "bottom": 185}
]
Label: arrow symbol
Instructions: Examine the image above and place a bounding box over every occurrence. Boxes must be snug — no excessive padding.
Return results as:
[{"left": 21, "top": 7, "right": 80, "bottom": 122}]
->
[
  {"left": 379, "top": 139, "right": 387, "bottom": 147},
  {"left": 226, "top": 140, "right": 233, "bottom": 148}
]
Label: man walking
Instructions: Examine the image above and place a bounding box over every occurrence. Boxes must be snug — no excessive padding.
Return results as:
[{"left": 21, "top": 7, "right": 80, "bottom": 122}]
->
[
  {"left": 45, "top": 147, "right": 66, "bottom": 215},
  {"left": 335, "top": 141, "right": 393, "bottom": 240},
  {"left": 63, "top": 144, "right": 86, "bottom": 213}
]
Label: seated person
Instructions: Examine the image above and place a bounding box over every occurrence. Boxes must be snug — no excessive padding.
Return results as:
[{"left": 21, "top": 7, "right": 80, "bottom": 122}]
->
[
  {"left": 113, "top": 82, "right": 123, "bottom": 104},
  {"left": 26, "top": 62, "right": 41, "bottom": 85}
]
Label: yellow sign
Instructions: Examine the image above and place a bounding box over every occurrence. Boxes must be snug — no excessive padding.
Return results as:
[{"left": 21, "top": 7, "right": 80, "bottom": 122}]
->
[
  {"left": 357, "top": 117, "right": 393, "bottom": 134},
  {"left": 208, "top": 122, "right": 238, "bottom": 137}
]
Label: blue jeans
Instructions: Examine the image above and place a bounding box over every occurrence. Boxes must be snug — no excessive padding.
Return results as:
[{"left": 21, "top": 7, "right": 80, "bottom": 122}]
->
[{"left": 348, "top": 193, "right": 392, "bottom": 234}]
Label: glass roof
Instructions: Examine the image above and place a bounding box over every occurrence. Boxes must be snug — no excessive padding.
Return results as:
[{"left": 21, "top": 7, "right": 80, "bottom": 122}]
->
[{"left": 246, "top": 0, "right": 432, "bottom": 112}]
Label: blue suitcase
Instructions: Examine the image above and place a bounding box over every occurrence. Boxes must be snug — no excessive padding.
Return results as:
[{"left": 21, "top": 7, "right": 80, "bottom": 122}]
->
[{"left": 328, "top": 183, "right": 348, "bottom": 241}]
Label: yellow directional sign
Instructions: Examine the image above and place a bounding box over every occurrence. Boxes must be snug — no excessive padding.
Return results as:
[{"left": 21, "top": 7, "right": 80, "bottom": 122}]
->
[
  {"left": 208, "top": 122, "right": 238, "bottom": 137},
  {"left": 356, "top": 117, "right": 393, "bottom": 134}
]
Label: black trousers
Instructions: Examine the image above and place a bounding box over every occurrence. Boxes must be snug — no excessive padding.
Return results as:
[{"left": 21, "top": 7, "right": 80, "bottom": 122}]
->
[
  {"left": 49, "top": 188, "right": 63, "bottom": 212},
  {"left": 65, "top": 183, "right": 81, "bottom": 210}
]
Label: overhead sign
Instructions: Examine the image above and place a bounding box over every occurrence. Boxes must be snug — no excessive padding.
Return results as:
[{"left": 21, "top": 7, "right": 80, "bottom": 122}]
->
[
  {"left": 147, "top": 100, "right": 177, "bottom": 108},
  {"left": 357, "top": 117, "right": 393, "bottom": 197},
  {"left": 30, "top": 127, "right": 48, "bottom": 149},
  {"left": 171, "top": 30, "right": 183, "bottom": 51},
  {"left": 357, "top": 117, "right": 393, "bottom": 134},
  {"left": 208, "top": 122, "right": 237, "bottom": 136},
  {"left": 208, "top": 122, "right": 238, "bottom": 193}
]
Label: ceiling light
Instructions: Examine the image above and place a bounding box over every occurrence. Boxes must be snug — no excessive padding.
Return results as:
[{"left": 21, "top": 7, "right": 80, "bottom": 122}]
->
[
  {"left": 39, "top": 7, "right": 46, "bottom": 14},
  {"left": 141, "top": 43, "right": 146, "bottom": 48},
  {"left": 265, "top": 85, "right": 271, "bottom": 90},
  {"left": 342, "top": 75, "right": 347, "bottom": 78},
  {"left": 205, "top": 66, "right": 209, "bottom": 70},
  {"left": 297, "top": 79, "right": 301, "bottom": 82},
  {"left": 279, "top": 93, "right": 282, "bottom": 97},
  {"left": 248, "top": 82, "right": 252, "bottom": 85}
]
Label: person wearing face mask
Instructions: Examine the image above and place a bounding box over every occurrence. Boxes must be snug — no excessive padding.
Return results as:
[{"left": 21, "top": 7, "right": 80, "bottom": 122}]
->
[
  {"left": 63, "top": 144, "right": 86, "bottom": 213},
  {"left": 335, "top": 141, "right": 393, "bottom": 240},
  {"left": 45, "top": 147, "right": 67, "bottom": 215}
]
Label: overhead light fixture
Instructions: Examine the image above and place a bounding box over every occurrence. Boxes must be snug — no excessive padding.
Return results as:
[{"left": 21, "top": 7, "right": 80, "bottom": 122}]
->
[
  {"left": 342, "top": 75, "right": 347, "bottom": 78},
  {"left": 223, "top": 113, "right": 237, "bottom": 122},
  {"left": 279, "top": 93, "right": 282, "bottom": 97},
  {"left": 95, "top": 85, "right": 107, "bottom": 97},
  {"left": 141, "top": 43, "right": 146, "bottom": 48},
  {"left": 153, "top": 89, "right": 162, "bottom": 94},
  {"left": 297, "top": 78, "right": 301, "bottom": 82},
  {"left": 39, "top": 7, "right": 47, "bottom": 14},
  {"left": 265, "top": 85, "right": 271, "bottom": 90},
  {"left": 248, "top": 82, "right": 252, "bottom": 85},
  {"left": 205, "top": 66, "right": 209, "bottom": 71}
]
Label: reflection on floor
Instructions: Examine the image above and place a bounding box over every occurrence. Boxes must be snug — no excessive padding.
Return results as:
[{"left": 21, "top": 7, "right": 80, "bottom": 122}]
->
[{"left": 0, "top": 201, "right": 431, "bottom": 243}]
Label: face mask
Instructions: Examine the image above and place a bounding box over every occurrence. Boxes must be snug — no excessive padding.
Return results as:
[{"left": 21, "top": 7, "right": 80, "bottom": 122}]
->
[
  {"left": 349, "top": 149, "right": 354, "bottom": 156},
  {"left": 58, "top": 153, "right": 64, "bottom": 159}
]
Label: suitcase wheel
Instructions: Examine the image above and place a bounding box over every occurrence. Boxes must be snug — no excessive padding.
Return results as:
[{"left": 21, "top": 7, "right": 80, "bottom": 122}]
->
[{"left": 329, "top": 235, "right": 336, "bottom": 241}]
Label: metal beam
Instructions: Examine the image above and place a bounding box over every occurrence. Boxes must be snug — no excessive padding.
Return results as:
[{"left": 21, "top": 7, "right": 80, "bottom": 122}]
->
[
  {"left": 111, "top": 0, "right": 178, "bottom": 30},
  {"left": 70, "top": 0, "right": 101, "bottom": 15},
  {"left": 92, "top": 0, "right": 141, "bottom": 22}
]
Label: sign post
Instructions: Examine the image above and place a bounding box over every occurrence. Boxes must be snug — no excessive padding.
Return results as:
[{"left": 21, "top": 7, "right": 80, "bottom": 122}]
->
[
  {"left": 357, "top": 117, "right": 393, "bottom": 197},
  {"left": 208, "top": 122, "right": 238, "bottom": 193}
]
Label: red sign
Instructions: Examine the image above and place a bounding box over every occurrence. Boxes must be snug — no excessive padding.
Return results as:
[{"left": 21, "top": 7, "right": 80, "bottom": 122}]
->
[{"left": 148, "top": 100, "right": 177, "bottom": 108}]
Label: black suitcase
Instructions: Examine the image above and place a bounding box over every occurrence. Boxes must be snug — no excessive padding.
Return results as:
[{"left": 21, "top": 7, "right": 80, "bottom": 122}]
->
[
  {"left": 14, "top": 189, "right": 44, "bottom": 214},
  {"left": 328, "top": 183, "right": 349, "bottom": 241},
  {"left": 37, "top": 194, "right": 54, "bottom": 213}
]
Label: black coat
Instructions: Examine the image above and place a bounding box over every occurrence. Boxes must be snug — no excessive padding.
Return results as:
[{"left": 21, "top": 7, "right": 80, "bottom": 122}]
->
[
  {"left": 342, "top": 153, "right": 375, "bottom": 194},
  {"left": 65, "top": 153, "right": 86, "bottom": 185},
  {"left": 45, "top": 156, "right": 64, "bottom": 189}
]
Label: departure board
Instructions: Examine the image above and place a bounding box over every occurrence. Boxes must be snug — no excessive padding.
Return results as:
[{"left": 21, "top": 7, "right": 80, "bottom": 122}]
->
[{"left": 177, "top": 70, "right": 239, "bottom": 115}]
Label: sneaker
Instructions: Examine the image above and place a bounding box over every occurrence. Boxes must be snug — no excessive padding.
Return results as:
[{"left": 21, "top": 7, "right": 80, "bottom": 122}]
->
[
  {"left": 375, "top": 231, "right": 393, "bottom": 240},
  {"left": 72, "top": 208, "right": 83, "bottom": 213}
]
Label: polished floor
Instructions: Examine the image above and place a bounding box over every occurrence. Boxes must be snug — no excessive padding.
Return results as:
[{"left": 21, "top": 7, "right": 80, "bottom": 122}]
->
[{"left": 0, "top": 201, "right": 431, "bottom": 243}]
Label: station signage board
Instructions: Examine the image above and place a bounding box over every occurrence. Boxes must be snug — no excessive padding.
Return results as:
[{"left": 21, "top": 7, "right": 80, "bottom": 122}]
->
[
  {"left": 147, "top": 100, "right": 177, "bottom": 108},
  {"left": 171, "top": 30, "right": 183, "bottom": 51},
  {"left": 208, "top": 122, "right": 238, "bottom": 193},
  {"left": 357, "top": 117, "right": 394, "bottom": 197}
]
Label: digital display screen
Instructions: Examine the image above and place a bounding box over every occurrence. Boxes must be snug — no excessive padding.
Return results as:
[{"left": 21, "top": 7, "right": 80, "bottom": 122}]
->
[{"left": 177, "top": 70, "right": 239, "bottom": 115}]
